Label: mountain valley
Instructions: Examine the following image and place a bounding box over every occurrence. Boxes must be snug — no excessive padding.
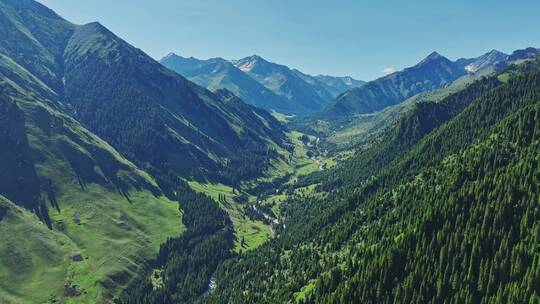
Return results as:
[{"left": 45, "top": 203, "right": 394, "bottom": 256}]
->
[{"left": 0, "top": 1, "right": 539, "bottom": 303}]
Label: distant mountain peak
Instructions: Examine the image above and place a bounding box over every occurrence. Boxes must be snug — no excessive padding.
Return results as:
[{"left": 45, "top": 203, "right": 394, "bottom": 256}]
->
[
  {"left": 413, "top": 52, "right": 456, "bottom": 69},
  {"left": 417, "top": 51, "right": 447, "bottom": 65},
  {"left": 162, "top": 52, "right": 181, "bottom": 60},
  {"left": 427, "top": 51, "right": 444, "bottom": 60},
  {"left": 461, "top": 49, "right": 509, "bottom": 73},
  {"left": 321, "top": 50, "right": 466, "bottom": 119},
  {"left": 245, "top": 54, "right": 266, "bottom": 62},
  {"left": 162, "top": 52, "right": 363, "bottom": 114},
  {"left": 233, "top": 55, "right": 269, "bottom": 72},
  {"left": 508, "top": 47, "right": 540, "bottom": 61},
  {"left": 159, "top": 53, "right": 207, "bottom": 72},
  {"left": 487, "top": 49, "right": 504, "bottom": 55},
  {"left": 82, "top": 21, "right": 110, "bottom": 34}
]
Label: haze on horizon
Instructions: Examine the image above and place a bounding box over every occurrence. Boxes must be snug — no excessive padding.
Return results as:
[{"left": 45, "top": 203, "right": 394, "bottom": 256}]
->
[{"left": 35, "top": 0, "right": 540, "bottom": 81}]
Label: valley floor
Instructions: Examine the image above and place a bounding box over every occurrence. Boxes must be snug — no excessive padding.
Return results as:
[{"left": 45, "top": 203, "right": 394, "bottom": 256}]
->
[{"left": 186, "top": 129, "right": 345, "bottom": 252}]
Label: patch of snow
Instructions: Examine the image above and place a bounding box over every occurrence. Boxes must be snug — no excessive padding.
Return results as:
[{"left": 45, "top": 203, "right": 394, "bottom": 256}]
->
[
  {"left": 238, "top": 60, "right": 257, "bottom": 72},
  {"left": 465, "top": 64, "right": 477, "bottom": 73}
]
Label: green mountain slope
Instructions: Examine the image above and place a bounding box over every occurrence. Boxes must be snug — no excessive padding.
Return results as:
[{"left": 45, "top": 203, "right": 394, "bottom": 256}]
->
[
  {"left": 0, "top": 52, "right": 183, "bottom": 303},
  {"left": 321, "top": 52, "right": 466, "bottom": 120},
  {"left": 300, "top": 49, "right": 539, "bottom": 152},
  {"left": 207, "top": 57, "right": 540, "bottom": 303},
  {"left": 0, "top": 0, "right": 73, "bottom": 94},
  {"left": 310, "top": 74, "right": 502, "bottom": 191},
  {"left": 160, "top": 53, "right": 293, "bottom": 113},
  {"left": 295, "top": 76, "right": 475, "bottom": 152},
  {"left": 62, "top": 23, "right": 288, "bottom": 190},
  {"left": 0, "top": 0, "right": 289, "bottom": 194},
  {"left": 0, "top": 195, "right": 73, "bottom": 303}
]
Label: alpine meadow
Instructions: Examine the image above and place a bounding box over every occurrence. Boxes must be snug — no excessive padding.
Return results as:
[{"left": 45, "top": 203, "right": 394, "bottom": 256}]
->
[{"left": 0, "top": 0, "right": 539, "bottom": 303}]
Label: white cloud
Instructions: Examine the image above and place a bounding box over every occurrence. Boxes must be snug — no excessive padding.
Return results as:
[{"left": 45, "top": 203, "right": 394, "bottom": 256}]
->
[{"left": 382, "top": 67, "right": 397, "bottom": 75}]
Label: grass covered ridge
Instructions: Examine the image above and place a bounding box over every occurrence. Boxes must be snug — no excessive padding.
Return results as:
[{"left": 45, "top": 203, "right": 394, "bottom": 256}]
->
[{"left": 0, "top": 74, "right": 185, "bottom": 303}]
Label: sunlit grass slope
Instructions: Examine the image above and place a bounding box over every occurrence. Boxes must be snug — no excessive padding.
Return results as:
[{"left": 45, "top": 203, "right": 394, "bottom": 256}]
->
[{"left": 0, "top": 58, "right": 184, "bottom": 303}]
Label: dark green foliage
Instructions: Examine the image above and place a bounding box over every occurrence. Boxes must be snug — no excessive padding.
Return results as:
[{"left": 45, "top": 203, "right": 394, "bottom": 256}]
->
[
  {"left": 118, "top": 181, "right": 234, "bottom": 303},
  {"left": 63, "top": 23, "right": 288, "bottom": 187},
  {"left": 0, "top": 205, "right": 6, "bottom": 221},
  {"left": 304, "top": 101, "right": 540, "bottom": 304},
  {"left": 303, "top": 73, "right": 502, "bottom": 192},
  {"left": 299, "top": 134, "right": 310, "bottom": 144},
  {"left": 214, "top": 89, "right": 286, "bottom": 185},
  {"left": 0, "top": 97, "right": 41, "bottom": 212},
  {"left": 208, "top": 59, "right": 540, "bottom": 303}
]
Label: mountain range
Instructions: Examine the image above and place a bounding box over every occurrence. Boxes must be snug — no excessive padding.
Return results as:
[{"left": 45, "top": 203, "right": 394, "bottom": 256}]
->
[
  {"left": 159, "top": 54, "right": 293, "bottom": 113},
  {"left": 1, "top": 0, "right": 540, "bottom": 303},
  {"left": 161, "top": 53, "right": 365, "bottom": 114},
  {"left": 455, "top": 49, "right": 509, "bottom": 73},
  {"left": 310, "top": 47, "right": 540, "bottom": 135},
  {"left": 320, "top": 51, "right": 467, "bottom": 119},
  {"left": 0, "top": 0, "right": 289, "bottom": 301}
]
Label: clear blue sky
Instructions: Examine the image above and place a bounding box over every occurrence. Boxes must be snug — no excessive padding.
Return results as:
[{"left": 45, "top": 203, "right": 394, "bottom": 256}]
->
[{"left": 38, "top": 0, "right": 540, "bottom": 81}]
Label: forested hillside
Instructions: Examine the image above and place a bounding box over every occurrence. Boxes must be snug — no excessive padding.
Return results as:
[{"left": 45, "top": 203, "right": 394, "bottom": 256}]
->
[
  {"left": 118, "top": 181, "right": 234, "bottom": 304},
  {"left": 296, "top": 47, "right": 540, "bottom": 153},
  {"left": 63, "top": 22, "right": 288, "bottom": 191},
  {"left": 206, "top": 58, "right": 540, "bottom": 303}
]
